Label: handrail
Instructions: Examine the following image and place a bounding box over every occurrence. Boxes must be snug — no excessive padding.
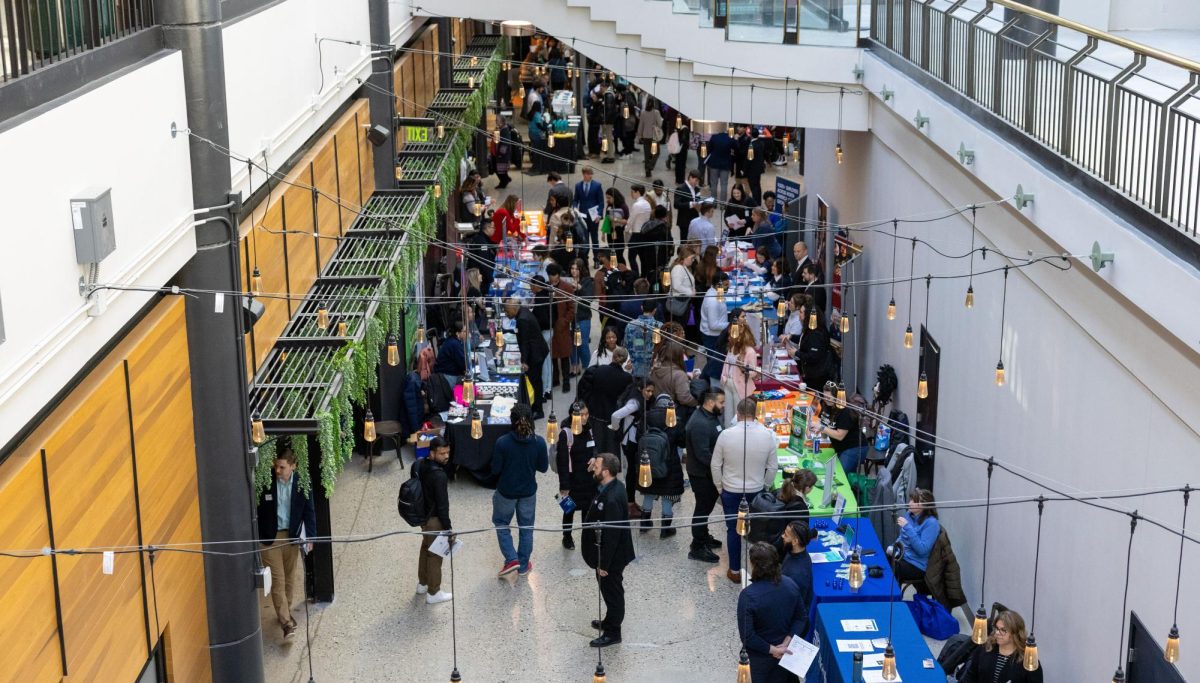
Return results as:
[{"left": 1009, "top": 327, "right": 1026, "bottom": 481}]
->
[{"left": 989, "top": 0, "right": 1200, "bottom": 74}]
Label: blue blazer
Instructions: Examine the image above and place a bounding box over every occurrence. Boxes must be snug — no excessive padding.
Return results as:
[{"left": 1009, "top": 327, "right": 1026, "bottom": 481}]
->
[
  {"left": 573, "top": 180, "right": 605, "bottom": 218},
  {"left": 257, "top": 475, "right": 317, "bottom": 545}
]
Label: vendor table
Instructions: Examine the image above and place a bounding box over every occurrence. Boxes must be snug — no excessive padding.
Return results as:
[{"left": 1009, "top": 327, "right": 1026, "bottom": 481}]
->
[
  {"left": 811, "top": 602, "right": 943, "bottom": 683},
  {"left": 805, "top": 519, "right": 900, "bottom": 621},
  {"left": 545, "top": 131, "right": 578, "bottom": 173},
  {"left": 446, "top": 403, "right": 510, "bottom": 485},
  {"left": 776, "top": 448, "right": 859, "bottom": 519}
]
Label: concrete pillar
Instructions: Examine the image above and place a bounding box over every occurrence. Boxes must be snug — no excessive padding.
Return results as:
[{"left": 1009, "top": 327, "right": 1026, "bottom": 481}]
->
[{"left": 367, "top": 0, "right": 395, "bottom": 190}]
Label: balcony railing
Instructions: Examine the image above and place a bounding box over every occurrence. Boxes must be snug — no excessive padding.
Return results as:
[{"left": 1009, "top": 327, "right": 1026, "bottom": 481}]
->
[
  {"left": 1, "top": 0, "right": 154, "bottom": 82},
  {"left": 869, "top": 0, "right": 1200, "bottom": 236}
]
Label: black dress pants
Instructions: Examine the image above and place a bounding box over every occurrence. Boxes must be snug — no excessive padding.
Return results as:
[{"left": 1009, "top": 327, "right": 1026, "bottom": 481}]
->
[
  {"left": 690, "top": 475, "right": 720, "bottom": 546},
  {"left": 599, "top": 565, "right": 626, "bottom": 636}
]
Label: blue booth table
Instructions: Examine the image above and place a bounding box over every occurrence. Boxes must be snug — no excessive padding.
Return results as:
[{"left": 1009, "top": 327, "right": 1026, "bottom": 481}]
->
[
  {"left": 806, "top": 519, "right": 901, "bottom": 620},
  {"left": 811, "top": 602, "right": 943, "bottom": 683}
]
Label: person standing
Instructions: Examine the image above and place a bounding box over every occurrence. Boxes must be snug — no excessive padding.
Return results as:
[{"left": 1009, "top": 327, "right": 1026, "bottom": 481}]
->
[
  {"left": 737, "top": 543, "right": 808, "bottom": 683},
  {"left": 688, "top": 199, "right": 719, "bottom": 251},
  {"left": 257, "top": 448, "right": 316, "bottom": 639},
  {"left": 798, "top": 262, "right": 827, "bottom": 316},
  {"left": 704, "top": 128, "right": 736, "bottom": 202},
  {"left": 623, "top": 299, "right": 662, "bottom": 381},
  {"left": 492, "top": 404, "right": 550, "bottom": 576},
  {"left": 604, "top": 187, "right": 630, "bottom": 258},
  {"left": 796, "top": 306, "right": 833, "bottom": 392},
  {"left": 672, "top": 118, "right": 692, "bottom": 185},
  {"left": 506, "top": 297, "right": 549, "bottom": 418},
  {"left": 721, "top": 318, "right": 760, "bottom": 426},
  {"left": 573, "top": 167, "right": 605, "bottom": 259},
  {"left": 415, "top": 437, "right": 454, "bottom": 605},
  {"left": 699, "top": 271, "right": 731, "bottom": 379},
  {"left": 582, "top": 452, "right": 635, "bottom": 648},
  {"left": 666, "top": 246, "right": 699, "bottom": 329},
  {"left": 711, "top": 398, "right": 780, "bottom": 583},
  {"left": 569, "top": 258, "right": 596, "bottom": 377},
  {"left": 624, "top": 184, "right": 653, "bottom": 275},
  {"left": 779, "top": 520, "right": 814, "bottom": 635},
  {"left": 637, "top": 97, "right": 664, "bottom": 177},
  {"left": 599, "top": 81, "right": 620, "bottom": 163},
  {"left": 741, "top": 129, "right": 767, "bottom": 204},
  {"left": 685, "top": 390, "right": 726, "bottom": 563},
  {"left": 557, "top": 402, "right": 598, "bottom": 550},
  {"left": 577, "top": 346, "right": 633, "bottom": 456},
  {"left": 494, "top": 116, "right": 515, "bottom": 189},
  {"left": 673, "top": 170, "right": 702, "bottom": 242},
  {"left": 548, "top": 263, "right": 577, "bottom": 393}
]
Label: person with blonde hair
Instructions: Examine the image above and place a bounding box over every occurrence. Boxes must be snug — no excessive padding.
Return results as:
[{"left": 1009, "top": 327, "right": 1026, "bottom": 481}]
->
[
  {"left": 960, "top": 610, "right": 1044, "bottom": 682},
  {"left": 720, "top": 310, "right": 759, "bottom": 426}
]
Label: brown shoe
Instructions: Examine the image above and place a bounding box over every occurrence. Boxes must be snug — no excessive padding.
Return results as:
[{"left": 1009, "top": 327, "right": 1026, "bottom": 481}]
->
[
  {"left": 726, "top": 569, "right": 742, "bottom": 584},
  {"left": 282, "top": 619, "right": 297, "bottom": 639}
]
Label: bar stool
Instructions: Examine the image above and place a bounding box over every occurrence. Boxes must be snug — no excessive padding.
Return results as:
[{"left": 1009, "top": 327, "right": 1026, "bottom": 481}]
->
[{"left": 365, "top": 420, "right": 405, "bottom": 473}]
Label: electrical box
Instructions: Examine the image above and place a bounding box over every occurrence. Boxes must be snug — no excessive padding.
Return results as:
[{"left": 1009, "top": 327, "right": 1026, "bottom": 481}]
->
[{"left": 70, "top": 188, "right": 116, "bottom": 264}]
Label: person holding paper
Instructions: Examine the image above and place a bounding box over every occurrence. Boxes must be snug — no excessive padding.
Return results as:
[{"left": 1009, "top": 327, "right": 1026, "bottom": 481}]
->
[
  {"left": 256, "top": 447, "right": 316, "bottom": 640},
  {"left": 415, "top": 437, "right": 454, "bottom": 605},
  {"left": 582, "top": 453, "right": 635, "bottom": 648},
  {"left": 573, "top": 167, "right": 605, "bottom": 259},
  {"left": 556, "top": 402, "right": 598, "bottom": 550},
  {"left": 737, "top": 542, "right": 808, "bottom": 682}
]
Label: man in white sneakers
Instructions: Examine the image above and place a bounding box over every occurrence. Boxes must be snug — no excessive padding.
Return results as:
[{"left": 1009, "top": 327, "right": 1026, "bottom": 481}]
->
[{"left": 415, "top": 437, "right": 454, "bottom": 604}]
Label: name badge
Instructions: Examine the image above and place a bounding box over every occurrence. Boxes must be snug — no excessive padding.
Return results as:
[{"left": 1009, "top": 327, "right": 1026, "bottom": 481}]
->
[
  {"left": 715, "top": 425, "right": 722, "bottom": 432},
  {"left": 586, "top": 440, "right": 596, "bottom": 448},
  {"left": 264, "top": 494, "right": 274, "bottom": 501}
]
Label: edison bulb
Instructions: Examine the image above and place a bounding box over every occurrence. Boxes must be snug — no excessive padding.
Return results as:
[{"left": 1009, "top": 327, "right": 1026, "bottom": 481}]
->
[
  {"left": 881, "top": 645, "right": 897, "bottom": 680},
  {"left": 777, "top": 300, "right": 787, "bottom": 317},
  {"left": 437, "top": 123, "right": 445, "bottom": 139},
  {"left": 836, "top": 383, "right": 847, "bottom": 406},
  {"left": 717, "top": 286, "right": 726, "bottom": 304},
  {"left": 470, "top": 410, "right": 483, "bottom": 439},
  {"left": 463, "top": 378, "right": 475, "bottom": 404},
  {"left": 364, "top": 410, "right": 377, "bottom": 442},
  {"left": 841, "top": 314, "right": 850, "bottom": 334},
  {"left": 546, "top": 415, "right": 559, "bottom": 444},
  {"left": 470, "top": 55, "right": 478, "bottom": 66},
  {"left": 574, "top": 328, "right": 582, "bottom": 347},
  {"left": 792, "top": 147, "right": 800, "bottom": 162},
  {"left": 755, "top": 401, "right": 765, "bottom": 420},
  {"left": 746, "top": 146, "right": 755, "bottom": 161},
  {"left": 622, "top": 105, "right": 629, "bottom": 118},
  {"left": 917, "top": 372, "right": 929, "bottom": 399},
  {"left": 727, "top": 125, "right": 735, "bottom": 136},
  {"left": 886, "top": 299, "right": 896, "bottom": 320},
  {"left": 415, "top": 325, "right": 426, "bottom": 343},
  {"left": 651, "top": 140, "right": 658, "bottom": 155},
  {"left": 468, "top": 76, "right": 475, "bottom": 88},
  {"left": 548, "top": 135, "right": 555, "bottom": 149},
  {"left": 251, "top": 266, "right": 263, "bottom": 296},
  {"left": 565, "top": 235, "right": 573, "bottom": 252},
  {"left": 1024, "top": 634, "right": 1040, "bottom": 671},
  {"left": 835, "top": 143, "right": 844, "bottom": 164},
  {"left": 730, "top": 322, "right": 741, "bottom": 339},
  {"left": 571, "top": 410, "right": 584, "bottom": 435},
  {"left": 1165, "top": 627, "right": 1180, "bottom": 664},
  {"left": 652, "top": 327, "right": 662, "bottom": 344},
  {"left": 665, "top": 402, "right": 677, "bottom": 427},
  {"left": 700, "top": 142, "right": 707, "bottom": 158},
  {"left": 434, "top": 183, "right": 442, "bottom": 199},
  {"left": 736, "top": 498, "right": 750, "bottom": 536},
  {"left": 903, "top": 325, "right": 913, "bottom": 348},
  {"left": 848, "top": 553, "right": 864, "bottom": 589},
  {"left": 661, "top": 270, "right": 671, "bottom": 288},
  {"left": 336, "top": 321, "right": 347, "bottom": 337},
  {"left": 638, "top": 452, "right": 652, "bottom": 487},
  {"left": 316, "top": 303, "right": 330, "bottom": 330},
  {"left": 971, "top": 608, "right": 988, "bottom": 644},
  {"left": 737, "top": 649, "right": 751, "bottom": 683},
  {"left": 593, "top": 663, "right": 606, "bottom": 683},
  {"left": 965, "top": 285, "right": 975, "bottom": 309},
  {"left": 808, "top": 311, "right": 817, "bottom": 330},
  {"left": 250, "top": 412, "right": 266, "bottom": 444},
  {"left": 601, "top": 138, "right": 609, "bottom": 153},
  {"left": 495, "top": 329, "right": 505, "bottom": 348},
  {"left": 492, "top": 129, "right": 500, "bottom": 144},
  {"left": 995, "top": 361, "right": 1006, "bottom": 387}
]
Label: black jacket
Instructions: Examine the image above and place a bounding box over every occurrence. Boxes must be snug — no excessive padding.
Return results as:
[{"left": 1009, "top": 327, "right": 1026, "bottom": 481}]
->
[
  {"left": 796, "top": 326, "right": 833, "bottom": 384},
  {"left": 556, "top": 425, "right": 599, "bottom": 499},
  {"left": 684, "top": 405, "right": 722, "bottom": 479},
  {"left": 577, "top": 362, "right": 632, "bottom": 426},
  {"left": 801, "top": 277, "right": 827, "bottom": 314},
  {"left": 673, "top": 182, "right": 700, "bottom": 231},
  {"left": 641, "top": 427, "right": 685, "bottom": 497},
  {"left": 257, "top": 474, "right": 317, "bottom": 545},
  {"left": 961, "top": 647, "right": 1044, "bottom": 683},
  {"left": 515, "top": 307, "right": 549, "bottom": 366},
  {"left": 582, "top": 479, "right": 636, "bottom": 571},
  {"left": 415, "top": 458, "right": 452, "bottom": 529}
]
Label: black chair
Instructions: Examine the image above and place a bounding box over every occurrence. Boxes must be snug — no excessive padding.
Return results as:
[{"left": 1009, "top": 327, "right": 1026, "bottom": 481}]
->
[{"left": 365, "top": 420, "right": 405, "bottom": 473}]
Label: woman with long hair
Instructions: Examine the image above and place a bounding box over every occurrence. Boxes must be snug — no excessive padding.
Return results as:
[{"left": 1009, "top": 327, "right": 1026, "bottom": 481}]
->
[
  {"left": 725, "top": 183, "right": 755, "bottom": 238},
  {"left": 893, "top": 488, "right": 940, "bottom": 584},
  {"left": 667, "top": 245, "right": 699, "bottom": 338},
  {"left": 765, "top": 258, "right": 793, "bottom": 302},
  {"left": 647, "top": 339, "right": 699, "bottom": 411},
  {"left": 460, "top": 175, "right": 484, "bottom": 226},
  {"left": 604, "top": 186, "right": 629, "bottom": 252},
  {"left": 960, "top": 610, "right": 1044, "bottom": 682},
  {"left": 492, "top": 194, "right": 522, "bottom": 246},
  {"left": 569, "top": 259, "right": 595, "bottom": 376},
  {"left": 736, "top": 543, "right": 807, "bottom": 683},
  {"left": 696, "top": 244, "right": 720, "bottom": 294},
  {"left": 764, "top": 469, "right": 816, "bottom": 555},
  {"left": 720, "top": 311, "right": 759, "bottom": 425},
  {"left": 589, "top": 325, "right": 622, "bottom": 367}
]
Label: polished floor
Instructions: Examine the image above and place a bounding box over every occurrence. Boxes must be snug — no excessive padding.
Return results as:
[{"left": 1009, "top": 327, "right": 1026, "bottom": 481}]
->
[{"left": 260, "top": 152, "right": 960, "bottom": 682}]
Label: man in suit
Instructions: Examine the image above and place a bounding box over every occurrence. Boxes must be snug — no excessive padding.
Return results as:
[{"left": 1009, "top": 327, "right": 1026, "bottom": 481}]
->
[
  {"left": 257, "top": 447, "right": 317, "bottom": 639},
  {"left": 799, "top": 262, "right": 827, "bottom": 316},
  {"left": 576, "top": 346, "right": 633, "bottom": 455},
  {"left": 582, "top": 452, "right": 635, "bottom": 648},
  {"left": 741, "top": 128, "right": 767, "bottom": 204},
  {"left": 506, "top": 297, "right": 550, "bottom": 418},
  {"left": 545, "top": 171, "right": 572, "bottom": 218},
  {"left": 573, "top": 166, "right": 605, "bottom": 261},
  {"left": 791, "top": 241, "right": 810, "bottom": 281},
  {"left": 673, "top": 169, "right": 702, "bottom": 242}
]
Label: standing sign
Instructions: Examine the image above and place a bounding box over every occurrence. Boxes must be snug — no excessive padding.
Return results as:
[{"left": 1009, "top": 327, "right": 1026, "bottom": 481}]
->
[{"left": 774, "top": 176, "right": 804, "bottom": 256}]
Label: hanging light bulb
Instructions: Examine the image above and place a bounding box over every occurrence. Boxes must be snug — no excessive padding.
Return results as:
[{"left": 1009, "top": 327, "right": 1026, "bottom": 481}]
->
[
  {"left": 502, "top": 59, "right": 510, "bottom": 71},
  {"left": 727, "top": 125, "right": 735, "bottom": 136},
  {"left": 316, "top": 302, "right": 329, "bottom": 330},
  {"left": 607, "top": 70, "right": 614, "bottom": 80},
  {"left": 665, "top": 400, "right": 677, "bottom": 427},
  {"left": 473, "top": 202, "right": 482, "bottom": 217},
  {"left": 971, "top": 608, "right": 988, "bottom": 644},
  {"left": 652, "top": 327, "right": 662, "bottom": 344},
  {"left": 571, "top": 408, "right": 584, "bottom": 435},
  {"left": 730, "top": 322, "right": 741, "bottom": 339},
  {"left": 736, "top": 498, "right": 750, "bottom": 536},
  {"left": 548, "top": 135, "right": 555, "bottom": 149},
  {"left": 450, "top": 666, "right": 462, "bottom": 682},
  {"left": 965, "top": 285, "right": 975, "bottom": 309},
  {"left": 546, "top": 413, "right": 559, "bottom": 444},
  {"left": 848, "top": 552, "right": 865, "bottom": 589},
  {"left": 841, "top": 314, "right": 850, "bottom": 334},
  {"left": 886, "top": 299, "right": 896, "bottom": 320},
  {"left": 250, "top": 411, "right": 266, "bottom": 444},
  {"left": 777, "top": 300, "right": 787, "bottom": 317},
  {"left": 700, "top": 141, "right": 707, "bottom": 158},
  {"left": 835, "top": 143, "right": 844, "bottom": 164},
  {"left": 836, "top": 383, "right": 847, "bottom": 406},
  {"left": 570, "top": 96, "right": 576, "bottom": 109},
  {"left": 1024, "top": 634, "right": 1040, "bottom": 671},
  {"left": 755, "top": 401, "right": 766, "bottom": 421},
  {"left": 995, "top": 361, "right": 1006, "bottom": 387},
  {"left": 903, "top": 325, "right": 913, "bottom": 349},
  {"left": 574, "top": 326, "right": 582, "bottom": 347},
  {"left": 792, "top": 147, "right": 799, "bottom": 163},
  {"left": 917, "top": 372, "right": 929, "bottom": 399},
  {"left": 336, "top": 321, "right": 347, "bottom": 337},
  {"left": 493, "top": 129, "right": 500, "bottom": 144},
  {"left": 601, "top": 138, "right": 609, "bottom": 153},
  {"left": 437, "top": 123, "right": 446, "bottom": 139},
  {"left": 622, "top": 105, "right": 630, "bottom": 119},
  {"left": 736, "top": 648, "right": 751, "bottom": 683},
  {"left": 416, "top": 324, "right": 426, "bottom": 343},
  {"left": 808, "top": 311, "right": 818, "bottom": 330},
  {"left": 468, "top": 76, "right": 475, "bottom": 88},
  {"left": 395, "top": 166, "right": 404, "bottom": 182},
  {"left": 1113, "top": 669, "right": 1126, "bottom": 683},
  {"left": 470, "top": 55, "right": 478, "bottom": 66},
  {"left": 364, "top": 409, "right": 377, "bottom": 442},
  {"left": 565, "top": 235, "right": 573, "bottom": 252},
  {"left": 495, "top": 329, "right": 505, "bottom": 349},
  {"left": 638, "top": 450, "right": 652, "bottom": 487},
  {"left": 463, "top": 376, "right": 475, "bottom": 404},
  {"left": 251, "top": 266, "right": 263, "bottom": 296},
  {"left": 717, "top": 284, "right": 726, "bottom": 304},
  {"left": 1165, "top": 626, "right": 1180, "bottom": 664},
  {"left": 651, "top": 140, "right": 658, "bottom": 155},
  {"left": 470, "top": 408, "right": 483, "bottom": 440},
  {"left": 593, "top": 663, "right": 606, "bottom": 683},
  {"left": 746, "top": 145, "right": 755, "bottom": 161},
  {"left": 434, "top": 183, "right": 443, "bottom": 199},
  {"left": 881, "top": 644, "right": 897, "bottom": 680},
  {"left": 661, "top": 270, "right": 671, "bottom": 288}
]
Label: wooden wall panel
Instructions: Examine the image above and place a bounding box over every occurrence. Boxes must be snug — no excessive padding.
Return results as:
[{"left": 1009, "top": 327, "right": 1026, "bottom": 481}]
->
[
  {"left": 125, "top": 299, "right": 211, "bottom": 683},
  {"left": 44, "top": 368, "right": 147, "bottom": 683},
  {"left": 336, "top": 112, "right": 364, "bottom": 226},
  {"left": 312, "top": 142, "right": 342, "bottom": 269},
  {"left": 0, "top": 451, "right": 63, "bottom": 683},
  {"left": 357, "top": 108, "right": 375, "bottom": 205},
  {"left": 249, "top": 200, "right": 290, "bottom": 370},
  {"left": 283, "top": 168, "right": 318, "bottom": 300}
]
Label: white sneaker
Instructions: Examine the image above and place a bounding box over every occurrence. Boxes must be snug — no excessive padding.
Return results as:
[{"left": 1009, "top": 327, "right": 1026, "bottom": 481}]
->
[
  {"left": 426, "top": 591, "right": 453, "bottom": 605},
  {"left": 416, "top": 584, "right": 428, "bottom": 595}
]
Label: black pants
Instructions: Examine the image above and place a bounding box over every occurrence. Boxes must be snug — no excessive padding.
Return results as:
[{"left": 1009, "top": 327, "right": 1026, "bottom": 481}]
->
[
  {"left": 895, "top": 557, "right": 927, "bottom": 589},
  {"left": 552, "top": 357, "right": 570, "bottom": 386},
  {"left": 599, "top": 565, "right": 626, "bottom": 636},
  {"left": 746, "top": 173, "right": 763, "bottom": 205},
  {"left": 674, "top": 150, "right": 689, "bottom": 184},
  {"left": 563, "top": 495, "right": 593, "bottom": 537},
  {"left": 496, "top": 171, "right": 512, "bottom": 188},
  {"left": 622, "top": 441, "right": 640, "bottom": 503},
  {"left": 690, "top": 475, "right": 720, "bottom": 546}
]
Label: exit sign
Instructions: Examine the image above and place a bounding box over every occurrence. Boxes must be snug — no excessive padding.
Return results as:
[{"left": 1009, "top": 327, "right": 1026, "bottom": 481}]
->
[{"left": 406, "top": 127, "right": 431, "bottom": 143}]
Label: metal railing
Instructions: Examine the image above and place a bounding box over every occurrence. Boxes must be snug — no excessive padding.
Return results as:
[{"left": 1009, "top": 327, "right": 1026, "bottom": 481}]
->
[
  {"left": 0, "top": 0, "right": 154, "bottom": 82},
  {"left": 870, "top": 0, "right": 1200, "bottom": 236}
]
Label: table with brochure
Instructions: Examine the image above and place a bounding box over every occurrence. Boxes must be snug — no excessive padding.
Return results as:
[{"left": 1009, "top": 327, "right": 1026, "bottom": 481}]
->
[
  {"left": 810, "top": 602, "right": 943, "bottom": 683},
  {"left": 805, "top": 519, "right": 900, "bottom": 624}
]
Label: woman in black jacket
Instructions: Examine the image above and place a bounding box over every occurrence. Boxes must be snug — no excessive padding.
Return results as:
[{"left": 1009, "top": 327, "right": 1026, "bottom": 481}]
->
[
  {"left": 768, "top": 469, "right": 816, "bottom": 556},
  {"left": 960, "top": 610, "right": 1044, "bottom": 683},
  {"left": 637, "top": 400, "right": 686, "bottom": 539},
  {"left": 796, "top": 305, "right": 834, "bottom": 391},
  {"left": 556, "top": 401, "right": 598, "bottom": 550}
]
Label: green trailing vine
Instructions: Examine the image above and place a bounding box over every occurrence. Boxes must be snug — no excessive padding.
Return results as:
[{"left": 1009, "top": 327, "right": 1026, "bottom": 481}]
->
[{"left": 253, "top": 434, "right": 313, "bottom": 500}]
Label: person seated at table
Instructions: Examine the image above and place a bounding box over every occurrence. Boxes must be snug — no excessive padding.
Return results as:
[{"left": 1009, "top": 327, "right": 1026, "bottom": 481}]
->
[
  {"left": 959, "top": 610, "right": 1044, "bottom": 683},
  {"left": 764, "top": 258, "right": 793, "bottom": 302},
  {"left": 737, "top": 543, "right": 808, "bottom": 683},
  {"left": 492, "top": 194, "right": 522, "bottom": 246},
  {"left": 769, "top": 469, "right": 817, "bottom": 555},
  {"left": 892, "top": 488, "right": 940, "bottom": 586},
  {"left": 748, "top": 208, "right": 783, "bottom": 261},
  {"left": 779, "top": 520, "right": 814, "bottom": 636},
  {"left": 432, "top": 321, "right": 468, "bottom": 388},
  {"left": 742, "top": 247, "right": 771, "bottom": 276},
  {"left": 556, "top": 401, "right": 598, "bottom": 550}
]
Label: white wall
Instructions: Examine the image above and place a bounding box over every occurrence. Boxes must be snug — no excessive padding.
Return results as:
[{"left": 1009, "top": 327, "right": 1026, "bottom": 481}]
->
[
  {"left": 1110, "top": 0, "right": 1200, "bottom": 31},
  {"left": 804, "top": 118, "right": 1200, "bottom": 680},
  {"left": 0, "top": 53, "right": 197, "bottom": 444}
]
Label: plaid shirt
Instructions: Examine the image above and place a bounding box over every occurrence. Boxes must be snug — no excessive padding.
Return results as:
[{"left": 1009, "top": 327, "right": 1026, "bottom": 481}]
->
[{"left": 623, "top": 314, "right": 662, "bottom": 379}]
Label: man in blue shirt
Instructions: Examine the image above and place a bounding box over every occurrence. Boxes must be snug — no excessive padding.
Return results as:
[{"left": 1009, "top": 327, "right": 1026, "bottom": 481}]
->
[
  {"left": 688, "top": 199, "right": 718, "bottom": 250},
  {"left": 492, "top": 404, "right": 550, "bottom": 576},
  {"left": 257, "top": 448, "right": 316, "bottom": 639},
  {"left": 762, "top": 191, "right": 786, "bottom": 255}
]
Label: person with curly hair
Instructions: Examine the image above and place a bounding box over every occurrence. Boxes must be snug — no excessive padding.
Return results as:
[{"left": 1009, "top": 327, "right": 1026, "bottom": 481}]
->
[{"left": 491, "top": 404, "right": 549, "bottom": 577}]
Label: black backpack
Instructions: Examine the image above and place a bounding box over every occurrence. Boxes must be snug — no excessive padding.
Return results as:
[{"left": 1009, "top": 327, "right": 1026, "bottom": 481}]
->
[
  {"left": 642, "top": 427, "right": 671, "bottom": 479},
  {"left": 397, "top": 462, "right": 429, "bottom": 527},
  {"left": 747, "top": 491, "right": 786, "bottom": 543},
  {"left": 938, "top": 634, "right": 976, "bottom": 677}
]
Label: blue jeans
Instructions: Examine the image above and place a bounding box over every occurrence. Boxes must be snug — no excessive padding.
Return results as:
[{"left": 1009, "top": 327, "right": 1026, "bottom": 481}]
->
[
  {"left": 700, "top": 333, "right": 723, "bottom": 381},
  {"left": 839, "top": 445, "right": 870, "bottom": 474},
  {"left": 492, "top": 491, "right": 536, "bottom": 569},
  {"left": 641, "top": 494, "right": 674, "bottom": 517},
  {"left": 721, "top": 489, "right": 762, "bottom": 573},
  {"left": 572, "top": 317, "right": 592, "bottom": 368}
]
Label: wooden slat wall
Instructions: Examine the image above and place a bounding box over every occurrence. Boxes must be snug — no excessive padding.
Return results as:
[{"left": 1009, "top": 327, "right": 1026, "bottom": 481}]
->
[
  {"left": 239, "top": 99, "right": 376, "bottom": 377},
  {"left": 393, "top": 24, "right": 439, "bottom": 134},
  {"left": 0, "top": 298, "right": 212, "bottom": 683}
]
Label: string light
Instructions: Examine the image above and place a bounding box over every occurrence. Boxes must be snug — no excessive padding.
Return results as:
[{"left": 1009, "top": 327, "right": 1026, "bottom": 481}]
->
[
  {"left": 665, "top": 400, "right": 677, "bottom": 427},
  {"left": 736, "top": 498, "right": 750, "bottom": 536},
  {"left": 903, "top": 237, "right": 916, "bottom": 348},
  {"left": 652, "top": 327, "right": 662, "bottom": 344},
  {"left": 736, "top": 648, "right": 751, "bottom": 683},
  {"left": 416, "top": 324, "right": 426, "bottom": 343},
  {"left": 1112, "top": 513, "right": 1139, "bottom": 683},
  {"left": 565, "top": 234, "right": 573, "bottom": 251},
  {"left": 965, "top": 205, "right": 977, "bottom": 308},
  {"left": 1165, "top": 486, "right": 1190, "bottom": 663},
  {"left": 574, "top": 325, "right": 582, "bottom": 347},
  {"left": 548, "top": 135, "right": 555, "bottom": 149},
  {"left": 730, "top": 321, "right": 741, "bottom": 339},
  {"left": 434, "top": 182, "right": 442, "bottom": 199},
  {"left": 593, "top": 663, "right": 606, "bottom": 683},
  {"left": 251, "top": 266, "right": 263, "bottom": 296},
  {"left": 808, "top": 311, "right": 818, "bottom": 330},
  {"left": 336, "top": 321, "right": 347, "bottom": 337},
  {"left": 917, "top": 275, "right": 931, "bottom": 398},
  {"left": 887, "top": 219, "right": 899, "bottom": 321},
  {"left": 836, "top": 382, "right": 847, "bottom": 406},
  {"left": 364, "top": 409, "right": 377, "bottom": 442},
  {"left": 847, "top": 552, "right": 864, "bottom": 590},
  {"left": 463, "top": 375, "right": 475, "bottom": 404},
  {"left": 996, "top": 266, "right": 1009, "bottom": 387},
  {"left": 546, "top": 413, "right": 559, "bottom": 444},
  {"left": 881, "top": 643, "right": 897, "bottom": 680},
  {"left": 972, "top": 460, "right": 995, "bottom": 645},
  {"left": 1024, "top": 497, "right": 1045, "bottom": 672},
  {"left": 638, "top": 450, "right": 652, "bottom": 488},
  {"left": 470, "top": 406, "right": 482, "bottom": 440},
  {"left": 835, "top": 87, "right": 845, "bottom": 164},
  {"left": 777, "top": 300, "right": 787, "bottom": 317},
  {"left": 717, "top": 283, "right": 726, "bottom": 304},
  {"left": 571, "top": 404, "right": 584, "bottom": 435},
  {"left": 495, "top": 329, "right": 505, "bottom": 349},
  {"left": 661, "top": 269, "right": 671, "bottom": 289},
  {"left": 250, "top": 411, "right": 265, "bottom": 444},
  {"left": 437, "top": 123, "right": 446, "bottom": 139},
  {"left": 841, "top": 314, "right": 850, "bottom": 334}
]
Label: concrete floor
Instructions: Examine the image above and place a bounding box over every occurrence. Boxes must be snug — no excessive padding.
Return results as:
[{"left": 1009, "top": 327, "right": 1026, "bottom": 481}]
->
[{"left": 260, "top": 153, "right": 960, "bottom": 682}]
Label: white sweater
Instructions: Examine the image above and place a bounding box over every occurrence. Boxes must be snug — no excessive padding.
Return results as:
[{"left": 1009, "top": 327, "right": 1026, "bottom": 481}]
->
[
  {"left": 710, "top": 420, "right": 779, "bottom": 493},
  {"left": 670, "top": 263, "right": 696, "bottom": 297}
]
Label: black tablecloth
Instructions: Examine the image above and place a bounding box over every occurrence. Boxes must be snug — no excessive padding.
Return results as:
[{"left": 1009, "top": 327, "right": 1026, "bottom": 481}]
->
[{"left": 446, "top": 405, "right": 510, "bottom": 486}]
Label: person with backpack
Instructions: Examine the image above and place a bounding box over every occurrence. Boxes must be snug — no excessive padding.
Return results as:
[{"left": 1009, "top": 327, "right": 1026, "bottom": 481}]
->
[
  {"left": 491, "top": 404, "right": 549, "bottom": 577},
  {"left": 712, "top": 398, "right": 780, "bottom": 584},
  {"left": 577, "top": 347, "right": 632, "bottom": 457},
  {"left": 609, "top": 377, "right": 657, "bottom": 507},
  {"left": 636, "top": 396, "right": 685, "bottom": 538},
  {"left": 411, "top": 437, "right": 454, "bottom": 605},
  {"left": 685, "top": 390, "right": 725, "bottom": 563},
  {"left": 557, "top": 402, "right": 598, "bottom": 550},
  {"left": 751, "top": 469, "right": 815, "bottom": 557}
]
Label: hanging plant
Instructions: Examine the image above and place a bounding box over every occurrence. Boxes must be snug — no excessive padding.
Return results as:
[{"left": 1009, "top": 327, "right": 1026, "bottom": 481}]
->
[
  {"left": 291, "top": 434, "right": 313, "bottom": 497},
  {"left": 253, "top": 438, "right": 277, "bottom": 499}
]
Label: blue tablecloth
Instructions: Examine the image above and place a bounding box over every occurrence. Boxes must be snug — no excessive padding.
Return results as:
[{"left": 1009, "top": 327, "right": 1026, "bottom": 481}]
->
[
  {"left": 812, "top": 602, "right": 943, "bottom": 683},
  {"left": 806, "top": 519, "right": 901, "bottom": 617}
]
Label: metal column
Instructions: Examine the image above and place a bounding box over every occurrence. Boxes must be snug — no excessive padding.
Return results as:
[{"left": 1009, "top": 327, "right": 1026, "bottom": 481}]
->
[
  {"left": 367, "top": 0, "right": 395, "bottom": 190},
  {"left": 158, "top": 0, "right": 264, "bottom": 679}
]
